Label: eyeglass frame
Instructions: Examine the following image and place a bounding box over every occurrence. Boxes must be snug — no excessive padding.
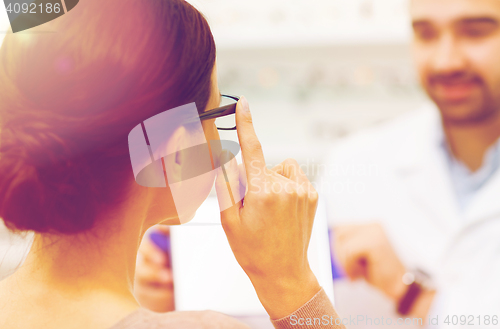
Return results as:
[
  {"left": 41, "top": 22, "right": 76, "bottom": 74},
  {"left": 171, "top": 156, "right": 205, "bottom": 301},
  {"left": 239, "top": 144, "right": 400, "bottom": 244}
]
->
[{"left": 198, "top": 94, "right": 239, "bottom": 131}]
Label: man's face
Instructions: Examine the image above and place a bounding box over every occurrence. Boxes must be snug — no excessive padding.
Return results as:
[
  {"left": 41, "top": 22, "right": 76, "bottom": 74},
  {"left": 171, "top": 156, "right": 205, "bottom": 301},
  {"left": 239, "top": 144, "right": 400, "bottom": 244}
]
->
[{"left": 412, "top": 0, "right": 500, "bottom": 124}]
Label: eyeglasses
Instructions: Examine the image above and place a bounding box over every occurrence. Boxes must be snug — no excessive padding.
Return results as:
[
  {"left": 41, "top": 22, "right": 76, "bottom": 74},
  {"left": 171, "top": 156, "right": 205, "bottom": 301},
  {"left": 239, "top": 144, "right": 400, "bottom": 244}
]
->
[{"left": 199, "top": 94, "right": 239, "bottom": 131}]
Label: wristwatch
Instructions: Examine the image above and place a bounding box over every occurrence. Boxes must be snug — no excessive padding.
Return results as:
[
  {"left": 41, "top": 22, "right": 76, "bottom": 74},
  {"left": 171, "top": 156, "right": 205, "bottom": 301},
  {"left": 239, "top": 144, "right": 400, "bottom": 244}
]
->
[{"left": 397, "top": 268, "right": 434, "bottom": 316}]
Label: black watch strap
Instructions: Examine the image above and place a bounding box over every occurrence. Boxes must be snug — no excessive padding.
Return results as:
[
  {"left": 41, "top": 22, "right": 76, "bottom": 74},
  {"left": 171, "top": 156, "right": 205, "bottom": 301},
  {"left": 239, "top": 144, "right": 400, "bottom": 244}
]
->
[{"left": 397, "top": 281, "right": 423, "bottom": 315}]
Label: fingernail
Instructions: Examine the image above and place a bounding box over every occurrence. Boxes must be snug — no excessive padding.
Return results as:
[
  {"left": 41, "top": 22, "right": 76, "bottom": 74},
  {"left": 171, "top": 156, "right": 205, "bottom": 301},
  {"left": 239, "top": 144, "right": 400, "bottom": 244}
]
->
[{"left": 240, "top": 96, "right": 250, "bottom": 112}]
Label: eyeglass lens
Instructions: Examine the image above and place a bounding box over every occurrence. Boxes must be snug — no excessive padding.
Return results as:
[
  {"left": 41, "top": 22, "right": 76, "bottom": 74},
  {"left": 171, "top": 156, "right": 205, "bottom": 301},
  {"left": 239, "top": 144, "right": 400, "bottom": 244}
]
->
[{"left": 215, "top": 96, "right": 236, "bottom": 130}]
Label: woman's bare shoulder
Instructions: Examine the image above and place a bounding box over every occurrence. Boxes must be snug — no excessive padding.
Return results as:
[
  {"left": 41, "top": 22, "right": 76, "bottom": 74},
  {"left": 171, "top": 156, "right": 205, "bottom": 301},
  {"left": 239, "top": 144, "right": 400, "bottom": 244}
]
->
[{"left": 109, "top": 308, "right": 251, "bottom": 329}]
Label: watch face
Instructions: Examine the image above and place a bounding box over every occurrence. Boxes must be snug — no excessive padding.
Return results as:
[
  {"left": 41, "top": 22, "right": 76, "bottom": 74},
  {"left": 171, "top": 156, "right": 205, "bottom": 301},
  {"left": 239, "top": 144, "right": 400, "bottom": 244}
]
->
[
  {"left": 402, "top": 272, "right": 416, "bottom": 285},
  {"left": 413, "top": 268, "right": 435, "bottom": 290}
]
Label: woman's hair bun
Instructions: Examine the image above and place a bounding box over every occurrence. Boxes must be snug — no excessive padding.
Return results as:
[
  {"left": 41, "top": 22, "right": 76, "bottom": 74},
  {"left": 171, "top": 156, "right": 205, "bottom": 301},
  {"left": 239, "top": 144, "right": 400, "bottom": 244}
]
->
[
  {"left": 0, "top": 0, "right": 216, "bottom": 234},
  {"left": 0, "top": 122, "right": 98, "bottom": 233}
]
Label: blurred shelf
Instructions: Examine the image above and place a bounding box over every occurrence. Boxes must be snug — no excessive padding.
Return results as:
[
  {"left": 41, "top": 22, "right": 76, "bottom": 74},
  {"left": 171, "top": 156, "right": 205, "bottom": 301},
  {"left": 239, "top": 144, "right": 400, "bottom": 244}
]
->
[
  {"left": 213, "top": 31, "right": 411, "bottom": 50},
  {"left": 192, "top": 0, "right": 412, "bottom": 50}
]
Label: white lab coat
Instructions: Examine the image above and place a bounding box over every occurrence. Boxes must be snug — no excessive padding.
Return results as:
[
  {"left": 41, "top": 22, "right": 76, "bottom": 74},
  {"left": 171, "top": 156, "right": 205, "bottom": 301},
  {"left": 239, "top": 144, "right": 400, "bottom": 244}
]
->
[{"left": 322, "top": 105, "right": 500, "bottom": 328}]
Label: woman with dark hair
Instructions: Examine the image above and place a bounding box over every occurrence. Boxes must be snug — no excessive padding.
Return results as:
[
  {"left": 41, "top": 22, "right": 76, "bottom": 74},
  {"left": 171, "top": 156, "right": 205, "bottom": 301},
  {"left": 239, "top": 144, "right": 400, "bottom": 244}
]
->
[{"left": 0, "top": 0, "right": 344, "bottom": 328}]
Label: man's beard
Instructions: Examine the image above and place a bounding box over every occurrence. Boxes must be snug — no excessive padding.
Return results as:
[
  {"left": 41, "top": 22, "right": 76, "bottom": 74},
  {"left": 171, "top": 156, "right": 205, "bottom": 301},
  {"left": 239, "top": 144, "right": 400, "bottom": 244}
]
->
[{"left": 425, "top": 71, "right": 500, "bottom": 125}]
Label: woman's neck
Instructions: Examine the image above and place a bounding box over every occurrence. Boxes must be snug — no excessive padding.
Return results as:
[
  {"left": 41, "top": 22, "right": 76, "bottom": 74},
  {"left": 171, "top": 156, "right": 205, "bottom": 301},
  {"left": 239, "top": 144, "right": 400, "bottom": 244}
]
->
[
  {"left": 25, "top": 226, "right": 141, "bottom": 298},
  {"left": 0, "top": 199, "right": 152, "bottom": 329}
]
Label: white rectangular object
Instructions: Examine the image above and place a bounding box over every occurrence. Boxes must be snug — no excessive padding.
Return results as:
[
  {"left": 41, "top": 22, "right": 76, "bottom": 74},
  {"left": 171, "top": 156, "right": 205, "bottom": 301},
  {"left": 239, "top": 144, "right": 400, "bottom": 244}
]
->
[{"left": 171, "top": 195, "right": 334, "bottom": 316}]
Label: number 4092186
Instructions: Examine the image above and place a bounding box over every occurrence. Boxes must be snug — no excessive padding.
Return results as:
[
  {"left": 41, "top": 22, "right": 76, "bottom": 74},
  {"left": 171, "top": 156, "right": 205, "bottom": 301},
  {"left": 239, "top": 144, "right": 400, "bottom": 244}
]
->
[{"left": 6, "top": 2, "right": 61, "bottom": 14}]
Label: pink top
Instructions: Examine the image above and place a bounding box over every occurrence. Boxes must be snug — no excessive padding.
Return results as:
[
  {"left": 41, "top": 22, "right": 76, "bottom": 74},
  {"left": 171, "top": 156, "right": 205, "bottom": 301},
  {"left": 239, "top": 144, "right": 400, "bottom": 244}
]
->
[{"left": 109, "top": 288, "right": 345, "bottom": 329}]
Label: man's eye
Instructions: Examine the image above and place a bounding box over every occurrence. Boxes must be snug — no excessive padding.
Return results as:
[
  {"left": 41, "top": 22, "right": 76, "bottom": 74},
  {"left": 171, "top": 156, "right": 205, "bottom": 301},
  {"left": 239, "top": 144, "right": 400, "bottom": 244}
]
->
[
  {"left": 459, "top": 22, "right": 498, "bottom": 38},
  {"left": 413, "top": 26, "right": 438, "bottom": 41}
]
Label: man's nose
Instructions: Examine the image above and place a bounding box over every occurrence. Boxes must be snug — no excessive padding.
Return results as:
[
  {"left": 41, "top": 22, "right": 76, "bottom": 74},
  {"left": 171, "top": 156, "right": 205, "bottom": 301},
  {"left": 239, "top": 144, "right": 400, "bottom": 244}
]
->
[{"left": 429, "top": 33, "right": 468, "bottom": 75}]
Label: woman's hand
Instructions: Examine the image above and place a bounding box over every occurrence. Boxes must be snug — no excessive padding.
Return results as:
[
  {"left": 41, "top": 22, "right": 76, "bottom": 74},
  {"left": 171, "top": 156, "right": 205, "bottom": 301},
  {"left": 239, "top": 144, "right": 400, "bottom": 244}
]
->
[
  {"left": 214, "top": 96, "right": 321, "bottom": 320},
  {"left": 134, "top": 226, "right": 175, "bottom": 313}
]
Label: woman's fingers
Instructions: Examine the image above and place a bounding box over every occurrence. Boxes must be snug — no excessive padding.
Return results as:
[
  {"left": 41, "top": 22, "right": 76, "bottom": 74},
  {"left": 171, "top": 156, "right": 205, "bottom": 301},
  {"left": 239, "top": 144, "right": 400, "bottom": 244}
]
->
[
  {"left": 270, "top": 159, "right": 315, "bottom": 201},
  {"left": 271, "top": 159, "right": 318, "bottom": 234},
  {"left": 235, "top": 96, "right": 266, "bottom": 186},
  {"left": 215, "top": 151, "right": 243, "bottom": 227},
  {"left": 217, "top": 97, "right": 322, "bottom": 320},
  {"left": 238, "top": 163, "right": 247, "bottom": 200}
]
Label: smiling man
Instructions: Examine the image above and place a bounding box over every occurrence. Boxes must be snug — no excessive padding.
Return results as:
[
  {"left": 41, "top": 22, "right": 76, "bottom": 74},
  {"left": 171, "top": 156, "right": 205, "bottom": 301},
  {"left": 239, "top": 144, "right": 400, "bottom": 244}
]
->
[
  {"left": 327, "top": 0, "right": 500, "bottom": 327},
  {"left": 413, "top": 0, "right": 500, "bottom": 171}
]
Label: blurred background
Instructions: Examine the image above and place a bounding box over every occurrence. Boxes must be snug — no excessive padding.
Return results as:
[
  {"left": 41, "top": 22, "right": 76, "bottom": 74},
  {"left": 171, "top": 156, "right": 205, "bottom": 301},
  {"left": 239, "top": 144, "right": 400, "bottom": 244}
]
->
[{"left": 188, "top": 0, "right": 428, "bottom": 181}]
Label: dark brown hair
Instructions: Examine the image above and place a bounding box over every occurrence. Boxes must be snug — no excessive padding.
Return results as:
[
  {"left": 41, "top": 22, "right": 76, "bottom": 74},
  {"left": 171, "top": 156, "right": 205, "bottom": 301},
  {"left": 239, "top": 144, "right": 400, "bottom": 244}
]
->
[{"left": 0, "top": 0, "right": 216, "bottom": 234}]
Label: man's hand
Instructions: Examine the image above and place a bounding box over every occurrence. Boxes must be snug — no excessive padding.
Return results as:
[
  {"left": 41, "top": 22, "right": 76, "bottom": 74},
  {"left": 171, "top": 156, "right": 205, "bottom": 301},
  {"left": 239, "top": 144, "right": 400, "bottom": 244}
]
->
[
  {"left": 333, "top": 222, "right": 408, "bottom": 302},
  {"left": 134, "top": 226, "right": 175, "bottom": 313}
]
